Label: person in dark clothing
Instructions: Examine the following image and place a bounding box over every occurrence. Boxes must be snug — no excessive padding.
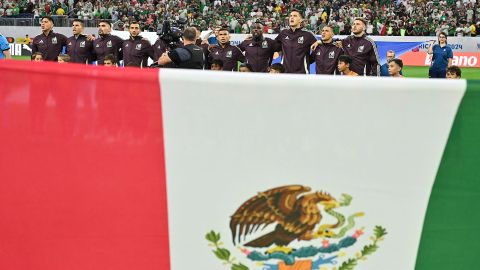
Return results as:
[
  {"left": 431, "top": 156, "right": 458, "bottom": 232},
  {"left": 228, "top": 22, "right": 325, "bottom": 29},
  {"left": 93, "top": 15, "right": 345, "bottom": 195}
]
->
[
  {"left": 32, "top": 16, "right": 68, "bottom": 61},
  {"left": 209, "top": 28, "right": 245, "bottom": 71},
  {"left": 122, "top": 21, "right": 154, "bottom": 68},
  {"left": 158, "top": 27, "right": 205, "bottom": 69},
  {"left": 275, "top": 10, "right": 317, "bottom": 74},
  {"left": 93, "top": 20, "right": 123, "bottom": 65},
  {"left": 427, "top": 32, "right": 453, "bottom": 78},
  {"left": 238, "top": 22, "right": 281, "bottom": 72},
  {"left": 310, "top": 25, "right": 344, "bottom": 75},
  {"left": 66, "top": 19, "right": 94, "bottom": 64},
  {"left": 314, "top": 17, "right": 379, "bottom": 76},
  {"left": 380, "top": 50, "right": 402, "bottom": 76}
]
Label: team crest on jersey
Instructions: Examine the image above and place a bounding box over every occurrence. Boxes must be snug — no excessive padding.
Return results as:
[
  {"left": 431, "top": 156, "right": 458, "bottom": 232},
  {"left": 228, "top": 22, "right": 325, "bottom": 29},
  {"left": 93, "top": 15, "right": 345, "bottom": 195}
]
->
[
  {"left": 329, "top": 51, "right": 335, "bottom": 59},
  {"left": 52, "top": 37, "right": 57, "bottom": 44},
  {"left": 107, "top": 40, "right": 112, "bottom": 48},
  {"left": 226, "top": 51, "right": 232, "bottom": 58},
  {"left": 80, "top": 41, "right": 86, "bottom": 48},
  {"left": 262, "top": 40, "right": 268, "bottom": 48},
  {"left": 298, "top": 36, "right": 304, "bottom": 44},
  {"left": 136, "top": 44, "right": 142, "bottom": 50},
  {"left": 357, "top": 45, "right": 364, "bottom": 53}
]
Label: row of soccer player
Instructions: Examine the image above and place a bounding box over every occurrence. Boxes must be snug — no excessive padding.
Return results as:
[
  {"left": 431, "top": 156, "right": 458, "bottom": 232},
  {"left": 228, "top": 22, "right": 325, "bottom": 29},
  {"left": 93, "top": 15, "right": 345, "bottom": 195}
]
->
[{"left": 30, "top": 11, "right": 456, "bottom": 78}]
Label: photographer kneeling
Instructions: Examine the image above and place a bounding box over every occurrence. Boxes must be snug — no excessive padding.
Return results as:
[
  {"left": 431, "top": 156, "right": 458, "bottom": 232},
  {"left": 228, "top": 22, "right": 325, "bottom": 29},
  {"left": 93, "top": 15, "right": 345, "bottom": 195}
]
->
[{"left": 158, "top": 27, "right": 204, "bottom": 69}]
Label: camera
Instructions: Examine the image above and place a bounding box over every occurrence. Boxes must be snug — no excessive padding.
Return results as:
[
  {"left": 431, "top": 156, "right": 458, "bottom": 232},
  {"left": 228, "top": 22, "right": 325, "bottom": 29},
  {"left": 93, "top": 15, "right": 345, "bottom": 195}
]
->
[{"left": 157, "top": 17, "right": 188, "bottom": 51}]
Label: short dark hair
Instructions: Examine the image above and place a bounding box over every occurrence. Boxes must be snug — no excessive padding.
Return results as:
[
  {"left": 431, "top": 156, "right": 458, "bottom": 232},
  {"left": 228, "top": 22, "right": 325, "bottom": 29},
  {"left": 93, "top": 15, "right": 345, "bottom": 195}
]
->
[
  {"left": 269, "top": 63, "right": 285, "bottom": 73},
  {"left": 218, "top": 26, "right": 230, "bottom": 33},
  {"left": 447, "top": 65, "right": 461, "bottom": 77},
  {"left": 41, "top": 16, "right": 54, "bottom": 23},
  {"left": 129, "top": 21, "right": 142, "bottom": 29},
  {"left": 104, "top": 54, "right": 117, "bottom": 64},
  {"left": 183, "top": 27, "right": 197, "bottom": 41},
  {"left": 290, "top": 9, "right": 303, "bottom": 18},
  {"left": 211, "top": 59, "right": 224, "bottom": 68},
  {"left": 338, "top": 55, "right": 352, "bottom": 65},
  {"left": 354, "top": 17, "right": 368, "bottom": 26},
  {"left": 389, "top": 58, "right": 403, "bottom": 69},
  {"left": 99, "top": 20, "right": 112, "bottom": 27},
  {"left": 72, "top": 19, "right": 84, "bottom": 26},
  {"left": 239, "top": 63, "right": 253, "bottom": 71},
  {"left": 31, "top": 52, "right": 43, "bottom": 60}
]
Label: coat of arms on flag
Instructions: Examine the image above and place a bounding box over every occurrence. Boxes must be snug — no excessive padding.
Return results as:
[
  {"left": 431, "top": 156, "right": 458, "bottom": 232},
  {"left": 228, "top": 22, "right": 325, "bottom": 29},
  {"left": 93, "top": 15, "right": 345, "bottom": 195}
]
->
[{"left": 206, "top": 185, "right": 387, "bottom": 270}]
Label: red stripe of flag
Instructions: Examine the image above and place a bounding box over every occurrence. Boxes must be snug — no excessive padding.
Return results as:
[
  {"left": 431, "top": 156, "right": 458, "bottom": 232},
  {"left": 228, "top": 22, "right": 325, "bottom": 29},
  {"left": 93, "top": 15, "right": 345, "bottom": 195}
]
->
[{"left": 0, "top": 60, "right": 170, "bottom": 270}]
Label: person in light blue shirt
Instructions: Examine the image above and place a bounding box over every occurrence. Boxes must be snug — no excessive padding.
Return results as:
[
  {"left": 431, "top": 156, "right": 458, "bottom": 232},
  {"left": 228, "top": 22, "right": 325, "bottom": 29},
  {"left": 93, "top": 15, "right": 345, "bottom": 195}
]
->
[
  {"left": 428, "top": 32, "right": 453, "bottom": 78},
  {"left": 0, "top": 34, "right": 12, "bottom": 59},
  {"left": 380, "top": 50, "right": 402, "bottom": 76}
]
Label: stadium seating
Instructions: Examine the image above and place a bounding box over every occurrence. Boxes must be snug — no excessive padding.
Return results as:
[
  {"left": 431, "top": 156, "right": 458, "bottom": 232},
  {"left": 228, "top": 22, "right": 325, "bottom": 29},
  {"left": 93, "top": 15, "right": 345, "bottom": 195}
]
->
[{"left": 0, "top": 0, "right": 478, "bottom": 36}]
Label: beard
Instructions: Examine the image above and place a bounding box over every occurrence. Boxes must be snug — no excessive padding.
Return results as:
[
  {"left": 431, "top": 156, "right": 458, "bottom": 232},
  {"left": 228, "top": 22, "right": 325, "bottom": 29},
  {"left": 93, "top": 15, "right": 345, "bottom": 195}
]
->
[{"left": 253, "top": 33, "right": 262, "bottom": 42}]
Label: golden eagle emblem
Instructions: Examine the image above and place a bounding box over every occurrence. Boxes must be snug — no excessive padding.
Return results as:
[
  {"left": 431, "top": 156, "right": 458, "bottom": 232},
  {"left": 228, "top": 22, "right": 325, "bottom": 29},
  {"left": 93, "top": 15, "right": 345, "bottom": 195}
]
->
[{"left": 230, "top": 185, "right": 338, "bottom": 247}]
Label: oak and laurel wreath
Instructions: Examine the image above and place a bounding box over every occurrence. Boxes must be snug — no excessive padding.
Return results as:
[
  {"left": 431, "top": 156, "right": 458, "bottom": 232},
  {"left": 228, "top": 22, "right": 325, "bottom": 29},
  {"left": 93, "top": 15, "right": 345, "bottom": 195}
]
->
[
  {"left": 206, "top": 226, "right": 387, "bottom": 270},
  {"left": 206, "top": 231, "right": 249, "bottom": 270},
  {"left": 338, "top": 226, "right": 387, "bottom": 270}
]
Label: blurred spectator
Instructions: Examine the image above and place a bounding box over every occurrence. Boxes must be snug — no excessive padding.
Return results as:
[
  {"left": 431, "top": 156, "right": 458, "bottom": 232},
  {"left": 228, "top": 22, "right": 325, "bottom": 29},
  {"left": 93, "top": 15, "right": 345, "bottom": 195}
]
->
[{"left": 0, "top": 0, "right": 478, "bottom": 36}]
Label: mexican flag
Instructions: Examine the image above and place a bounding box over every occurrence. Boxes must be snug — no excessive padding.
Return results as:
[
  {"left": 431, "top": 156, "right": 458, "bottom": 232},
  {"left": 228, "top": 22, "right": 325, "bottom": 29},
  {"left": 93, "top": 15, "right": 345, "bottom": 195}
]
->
[{"left": 0, "top": 60, "right": 479, "bottom": 270}]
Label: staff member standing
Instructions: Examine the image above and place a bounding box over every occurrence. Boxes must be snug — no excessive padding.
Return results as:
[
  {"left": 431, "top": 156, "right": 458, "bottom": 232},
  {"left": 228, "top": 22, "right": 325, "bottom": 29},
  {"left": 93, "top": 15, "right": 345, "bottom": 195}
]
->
[
  {"left": 122, "top": 21, "right": 154, "bottom": 67},
  {"left": 275, "top": 10, "right": 317, "bottom": 74},
  {"left": 158, "top": 27, "right": 204, "bottom": 69},
  {"left": 93, "top": 20, "right": 123, "bottom": 65},
  {"left": 310, "top": 25, "right": 344, "bottom": 75},
  {"left": 32, "top": 16, "right": 68, "bottom": 61},
  {"left": 238, "top": 22, "right": 281, "bottom": 72},
  {"left": 428, "top": 32, "right": 453, "bottom": 78},
  {"left": 0, "top": 33, "right": 11, "bottom": 59},
  {"left": 66, "top": 19, "right": 94, "bottom": 64},
  {"left": 209, "top": 28, "right": 244, "bottom": 71}
]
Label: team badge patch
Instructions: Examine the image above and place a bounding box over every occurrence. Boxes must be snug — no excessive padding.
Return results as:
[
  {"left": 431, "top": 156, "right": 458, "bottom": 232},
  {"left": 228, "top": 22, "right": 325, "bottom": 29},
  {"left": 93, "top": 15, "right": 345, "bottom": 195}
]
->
[
  {"left": 136, "top": 44, "right": 142, "bottom": 50},
  {"left": 298, "top": 36, "right": 304, "bottom": 44},
  {"left": 52, "top": 37, "right": 57, "bottom": 44},
  {"left": 262, "top": 40, "right": 268, "bottom": 49},
  {"left": 80, "top": 41, "right": 85, "bottom": 48},
  {"left": 107, "top": 40, "right": 112, "bottom": 48},
  {"left": 329, "top": 51, "right": 335, "bottom": 59},
  {"left": 226, "top": 51, "right": 232, "bottom": 58},
  {"left": 357, "top": 45, "right": 364, "bottom": 53}
]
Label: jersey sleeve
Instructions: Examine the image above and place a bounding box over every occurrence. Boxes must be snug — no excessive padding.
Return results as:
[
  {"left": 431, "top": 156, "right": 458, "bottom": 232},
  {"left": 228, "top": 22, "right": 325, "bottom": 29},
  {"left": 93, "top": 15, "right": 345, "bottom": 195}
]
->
[
  {"left": 0, "top": 36, "right": 10, "bottom": 51},
  {"left": 447, "top": 47, "right": 453, "bottom": 59}
]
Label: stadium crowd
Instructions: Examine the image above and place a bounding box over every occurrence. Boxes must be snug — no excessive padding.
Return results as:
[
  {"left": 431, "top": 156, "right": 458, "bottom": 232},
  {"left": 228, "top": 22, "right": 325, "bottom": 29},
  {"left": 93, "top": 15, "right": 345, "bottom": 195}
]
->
[
  {"left": 0, "top": 0, "right": 479, "bottom": 36},
  {"left": 11, "top": 10, "right": 461, "bottom": 79}
]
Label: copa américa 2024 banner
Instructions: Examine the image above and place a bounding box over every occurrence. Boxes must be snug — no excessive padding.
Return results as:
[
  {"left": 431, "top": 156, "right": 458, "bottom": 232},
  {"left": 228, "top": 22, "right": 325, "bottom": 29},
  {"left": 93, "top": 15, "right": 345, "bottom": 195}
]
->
[{"left": 0, "top": 60, "right": 479, "bottom": 270}]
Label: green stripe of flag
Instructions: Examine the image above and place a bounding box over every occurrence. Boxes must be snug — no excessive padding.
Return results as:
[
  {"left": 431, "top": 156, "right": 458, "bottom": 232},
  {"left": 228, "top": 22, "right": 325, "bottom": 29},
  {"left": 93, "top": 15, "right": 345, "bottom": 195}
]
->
[{"left": 416, "top": 80, "right": 480, "bottom": 270}]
